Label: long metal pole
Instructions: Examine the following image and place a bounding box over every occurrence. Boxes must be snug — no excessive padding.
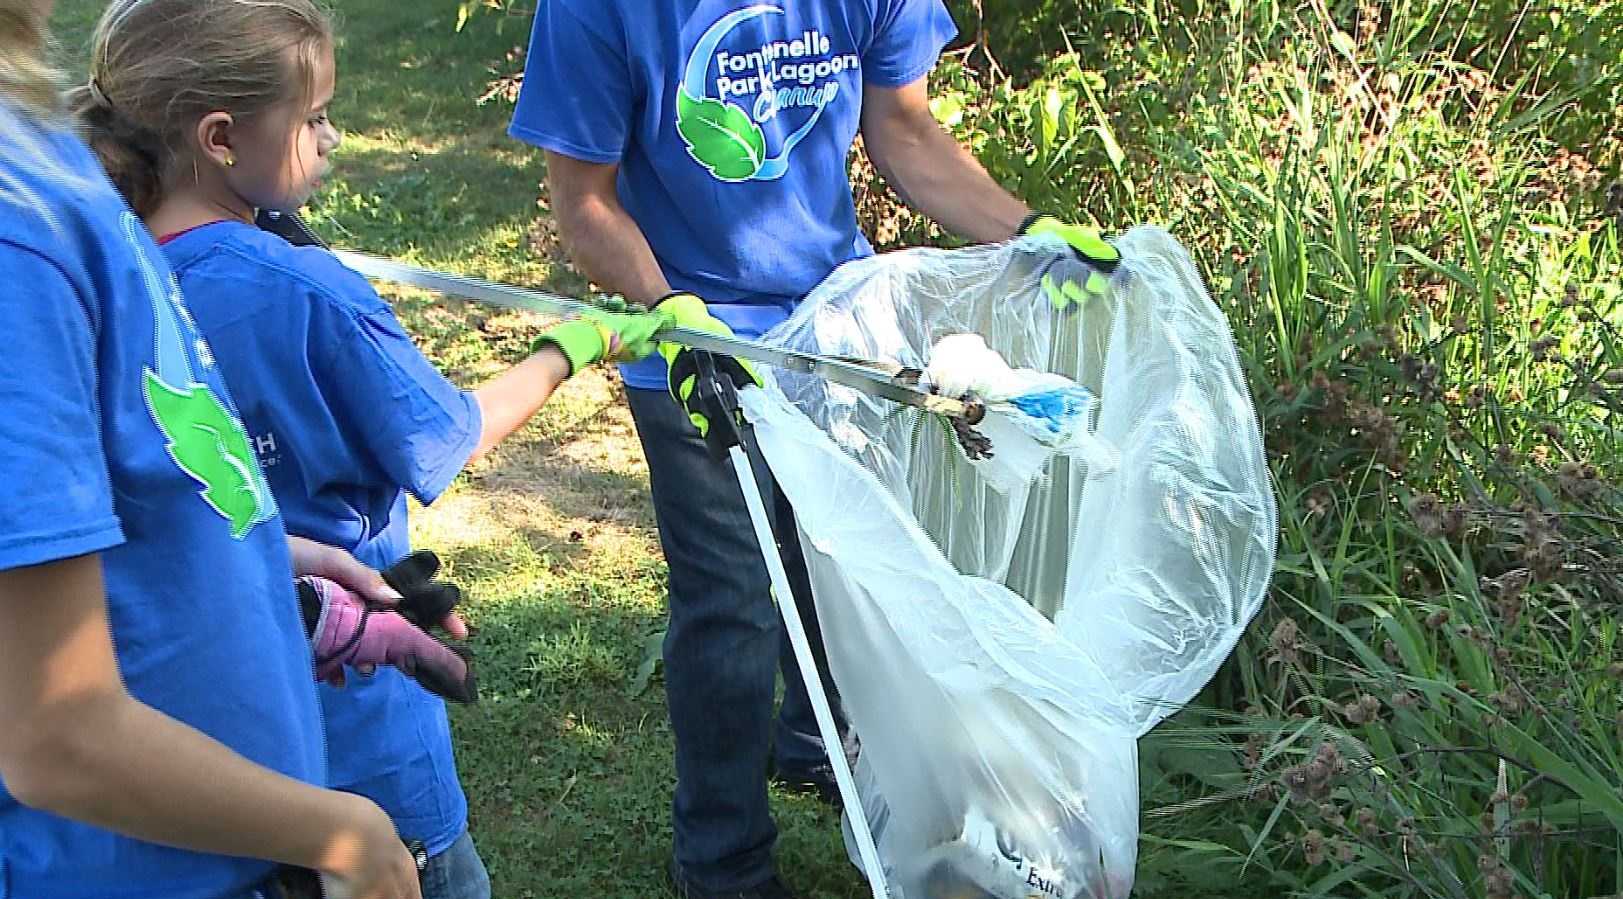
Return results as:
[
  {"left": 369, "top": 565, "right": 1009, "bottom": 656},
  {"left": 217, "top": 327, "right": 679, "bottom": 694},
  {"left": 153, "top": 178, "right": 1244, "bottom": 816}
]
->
[
  {"left": 726, "top": 446, "right": 890, "bottom": 899},
  {"left": 336, "top": 250, "right": 974, "bottom": 422}
]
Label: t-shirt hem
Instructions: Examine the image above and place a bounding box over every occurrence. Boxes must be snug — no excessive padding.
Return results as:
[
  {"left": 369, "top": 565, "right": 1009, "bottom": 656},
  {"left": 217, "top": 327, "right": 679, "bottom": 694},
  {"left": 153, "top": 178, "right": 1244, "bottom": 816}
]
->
[
  {"left": 421, "top": 819, "right": 469, "bottom": 858},
  {"left": 506, "top": 124, "right": 622, "bottom": 164},
  {"left": 0, "top": 520, "right": 124, "bottom": 572}
]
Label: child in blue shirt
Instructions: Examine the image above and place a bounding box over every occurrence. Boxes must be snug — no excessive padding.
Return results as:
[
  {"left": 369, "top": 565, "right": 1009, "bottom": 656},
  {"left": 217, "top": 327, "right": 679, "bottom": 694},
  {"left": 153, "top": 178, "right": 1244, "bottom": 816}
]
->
[
  {"left": 0, "top": 0, "right": 424, "bottom": 895},
  {"left": 75, "top": 0, "right": 670, "bottom": 896}
]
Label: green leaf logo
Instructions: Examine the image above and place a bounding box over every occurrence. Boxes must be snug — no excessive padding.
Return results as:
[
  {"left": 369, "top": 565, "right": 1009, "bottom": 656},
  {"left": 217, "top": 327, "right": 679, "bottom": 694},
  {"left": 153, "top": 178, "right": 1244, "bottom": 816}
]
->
[
  {"left": 676, "top": 88, "right": 767, "bottom": 182},
  {"left": 143, "top": 370, "right": 275, "bottom": 539}
]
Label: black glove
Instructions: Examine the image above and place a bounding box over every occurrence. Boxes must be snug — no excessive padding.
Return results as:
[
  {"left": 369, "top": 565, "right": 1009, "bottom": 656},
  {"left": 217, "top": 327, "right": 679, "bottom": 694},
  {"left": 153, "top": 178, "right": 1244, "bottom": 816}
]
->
[{"left": 382, "top": 550, "right": 464, "bottom": 633}]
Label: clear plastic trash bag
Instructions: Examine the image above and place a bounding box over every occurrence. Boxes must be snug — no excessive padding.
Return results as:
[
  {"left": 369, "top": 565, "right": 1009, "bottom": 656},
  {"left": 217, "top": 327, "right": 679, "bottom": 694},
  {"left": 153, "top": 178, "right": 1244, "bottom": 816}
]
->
[{"left": 738, "top": 226, "right": 1275, "bottom": 898}]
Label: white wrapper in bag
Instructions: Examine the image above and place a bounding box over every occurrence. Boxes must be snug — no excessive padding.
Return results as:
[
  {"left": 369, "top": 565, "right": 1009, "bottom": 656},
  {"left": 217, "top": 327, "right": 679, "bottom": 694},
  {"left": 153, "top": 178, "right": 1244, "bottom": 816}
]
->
[{"left": 740, "top": 226, "right": 1275, "bottom": 898}]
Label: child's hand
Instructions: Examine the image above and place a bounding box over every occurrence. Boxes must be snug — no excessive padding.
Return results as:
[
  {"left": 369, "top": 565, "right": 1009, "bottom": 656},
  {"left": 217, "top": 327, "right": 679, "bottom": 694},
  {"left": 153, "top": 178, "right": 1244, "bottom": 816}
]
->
[
  {"left": 533, "top": 308, "right": 673, "bottom": 373},
  {"left": 588, "top": 308, "right": 672, "bottom": 364},
  {"left": 298, "top": 576, "right": 479, "bottom": 703},
  {"left": 287, "top": 535, "right": 406, "bottom": 608}
]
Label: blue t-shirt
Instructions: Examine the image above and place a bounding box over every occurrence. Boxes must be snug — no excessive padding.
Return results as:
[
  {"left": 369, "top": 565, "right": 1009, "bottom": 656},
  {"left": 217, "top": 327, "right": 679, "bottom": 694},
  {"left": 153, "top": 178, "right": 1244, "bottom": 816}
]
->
[
  {"left": 162, "top": 222, "right": 481, "bottom": 856},
  {"left": 510, "top": 0, "right": 956, "bottom": 389},
  {"left": 0, "top": 109, "right": 324, "bottom": 899}
]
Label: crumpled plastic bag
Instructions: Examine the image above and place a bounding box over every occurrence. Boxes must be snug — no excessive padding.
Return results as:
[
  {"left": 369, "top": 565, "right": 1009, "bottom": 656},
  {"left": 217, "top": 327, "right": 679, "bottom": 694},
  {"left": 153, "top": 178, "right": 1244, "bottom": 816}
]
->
[{"left": 739, "top": 226, "right": 1275, "bottom": 898}]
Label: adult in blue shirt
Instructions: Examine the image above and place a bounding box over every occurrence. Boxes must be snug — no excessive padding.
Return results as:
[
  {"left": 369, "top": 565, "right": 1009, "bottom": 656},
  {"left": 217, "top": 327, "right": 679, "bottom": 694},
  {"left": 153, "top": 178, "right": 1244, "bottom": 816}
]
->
[
  {"left": 510, "top": 2, "right": 1119, "bottom": 896},
  {"left": 0, "top": 2, "right": 421, "bottom": 894}
]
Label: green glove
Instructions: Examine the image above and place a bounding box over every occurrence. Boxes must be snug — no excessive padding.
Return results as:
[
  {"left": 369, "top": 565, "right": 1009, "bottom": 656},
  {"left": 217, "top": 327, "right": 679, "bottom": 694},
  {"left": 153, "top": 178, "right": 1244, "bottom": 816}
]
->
[
  {"left": 656, "top": 292, "right": 762, "bottom": 437},
  {"left": 1018, "top": 213, "right": 1121, "bottom": 310},
  {"left": 533, "top": 308, "right": 671, "bottom": 376}
]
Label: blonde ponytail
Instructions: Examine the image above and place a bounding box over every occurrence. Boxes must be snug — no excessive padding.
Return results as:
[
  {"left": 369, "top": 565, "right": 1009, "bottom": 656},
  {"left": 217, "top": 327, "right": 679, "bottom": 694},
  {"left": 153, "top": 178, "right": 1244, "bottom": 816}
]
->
[
  {"left": 75, "top": 0, "right": 334, "bottom": 215},
  {"left": 0, "top": 0, "right": 61, "bottom": 120}
]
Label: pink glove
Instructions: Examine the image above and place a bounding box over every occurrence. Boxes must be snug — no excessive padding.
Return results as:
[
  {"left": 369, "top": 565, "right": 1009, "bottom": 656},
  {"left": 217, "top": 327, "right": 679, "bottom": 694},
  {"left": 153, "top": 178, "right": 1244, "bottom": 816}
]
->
[{"left": 298, "top": 576, "right": 479, "bottom": 703}]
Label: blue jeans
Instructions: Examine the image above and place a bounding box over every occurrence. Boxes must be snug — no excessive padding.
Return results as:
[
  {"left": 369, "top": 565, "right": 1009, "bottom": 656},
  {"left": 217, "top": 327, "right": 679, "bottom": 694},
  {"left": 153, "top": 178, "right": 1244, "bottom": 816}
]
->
[
  {"left": 419, "top": 830, "right": 490, "bottom": 899},
  {"left": 626, "top": 387, "right": 855, "bottom": 891}
]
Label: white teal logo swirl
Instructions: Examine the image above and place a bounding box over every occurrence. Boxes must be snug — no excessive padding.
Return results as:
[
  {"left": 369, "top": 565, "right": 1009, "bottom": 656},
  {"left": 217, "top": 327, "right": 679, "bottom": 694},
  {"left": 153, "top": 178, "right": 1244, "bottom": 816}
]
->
[{"left": 676, "top": 5, "right": 855, "bottom": 182}]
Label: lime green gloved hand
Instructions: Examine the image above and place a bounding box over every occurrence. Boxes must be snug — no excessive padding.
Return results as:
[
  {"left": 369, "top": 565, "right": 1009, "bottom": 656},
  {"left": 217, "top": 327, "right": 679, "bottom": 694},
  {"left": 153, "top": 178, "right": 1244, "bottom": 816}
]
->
[
  {"left": 1018, "top": 213, "right": 1121, "bottom": 310},
  {"left": 533, "top": 307, "right": 672, "bottom": 376},
  {"left": 656, "top": 292, "right": 762, "bottom": 437}
]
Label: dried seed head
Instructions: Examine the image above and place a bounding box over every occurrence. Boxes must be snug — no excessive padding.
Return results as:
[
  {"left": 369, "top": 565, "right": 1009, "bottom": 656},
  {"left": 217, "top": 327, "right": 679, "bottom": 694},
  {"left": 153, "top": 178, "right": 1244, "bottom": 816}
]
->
[
  {"left": 1484, "top": 568, "right": 1532, "bottom": 602},
  {"left": 1302, "top": 828, "right": 1326, "bottom": 865},
  {"left": 1354, "top": 694, "right": 1380, "bottom": 723},
  {"left": 1269, "top": 616, "right": 1302, "bottom": 665},
  {"left": 1441, "top": 502, "right": 1468, "bottom": 537},
  {"left": 1409, "top": 493, "right": 1445, "bottom": 537},
  {"left": 1334, "top": 838, "right": 1356, "bottom": 863}
]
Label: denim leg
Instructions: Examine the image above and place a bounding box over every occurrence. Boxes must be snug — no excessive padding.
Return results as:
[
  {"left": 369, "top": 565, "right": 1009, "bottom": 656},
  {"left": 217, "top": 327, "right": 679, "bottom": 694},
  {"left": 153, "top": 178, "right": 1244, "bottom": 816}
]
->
[
  {"left": 626, "top": 387, "right": 783, "bottom": 891},
  {"left": 418, "top": 831, "right": 492, "bottom": 899},
  {"left": 769, "top": 485, "right": 859, "bottom": 774}
]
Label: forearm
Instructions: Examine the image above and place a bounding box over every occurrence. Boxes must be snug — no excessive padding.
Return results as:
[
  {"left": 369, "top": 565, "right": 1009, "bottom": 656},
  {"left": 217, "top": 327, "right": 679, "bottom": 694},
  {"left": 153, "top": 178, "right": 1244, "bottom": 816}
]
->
[
  {"left": 469, "top": 347, "right": 571, "bottom": 461},
  {"left": 0, "top": 555, "right": 374, "bottom": 875},
  {"left": 18, "top": 691, "right": 373, "bottom": 872},
  {"left": 866, "top": 123, "right": 1029, "bottom": 243},
  {"left": 553, "top": 191, "right": 671, "bottom": 305}
]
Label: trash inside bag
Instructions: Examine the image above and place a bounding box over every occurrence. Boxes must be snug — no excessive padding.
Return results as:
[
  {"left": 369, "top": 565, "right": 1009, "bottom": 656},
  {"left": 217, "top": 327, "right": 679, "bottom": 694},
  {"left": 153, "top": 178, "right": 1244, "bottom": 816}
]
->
[{"left": 740, "top": 227, "right": 1275, "bottom": 898}]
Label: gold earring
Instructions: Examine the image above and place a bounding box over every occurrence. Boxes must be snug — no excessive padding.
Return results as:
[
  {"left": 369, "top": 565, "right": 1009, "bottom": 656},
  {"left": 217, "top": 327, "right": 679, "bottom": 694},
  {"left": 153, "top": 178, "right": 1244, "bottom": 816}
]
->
[{"left": 224, "top": 155, "right": 236, "bottom": 167}]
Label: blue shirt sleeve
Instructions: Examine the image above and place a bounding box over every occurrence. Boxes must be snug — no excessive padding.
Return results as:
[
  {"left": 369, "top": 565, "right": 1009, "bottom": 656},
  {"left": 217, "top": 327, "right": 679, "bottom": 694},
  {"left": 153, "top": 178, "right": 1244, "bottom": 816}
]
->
[
  {"left": 312, "top": 265, "right": 482, "bottom": 507},
  {"left": 864, "top": 0, "right": 959, "bottom": 87},
  {"left": 0, "top": 241, "right": 124, "bottom": 570},
  {"left": 508, "top": 1, "right": 637, "bottom": 163}
]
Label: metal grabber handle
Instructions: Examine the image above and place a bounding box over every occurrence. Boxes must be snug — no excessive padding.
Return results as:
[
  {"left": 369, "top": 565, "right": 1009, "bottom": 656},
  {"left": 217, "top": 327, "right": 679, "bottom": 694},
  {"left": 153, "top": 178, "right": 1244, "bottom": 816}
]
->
[{"left": 690, "top": 352, "right": 891, "bottom": 899}]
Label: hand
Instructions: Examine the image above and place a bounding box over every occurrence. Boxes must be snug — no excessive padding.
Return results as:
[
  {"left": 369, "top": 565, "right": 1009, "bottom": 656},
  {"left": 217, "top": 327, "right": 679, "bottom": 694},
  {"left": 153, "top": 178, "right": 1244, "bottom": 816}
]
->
[
  {"left": 286, "top": 537, "right": 467, "bottom": 681},
  {"left": 655, "top": 292, "right": 762, "bottom": 437},
  {"left": 317, "top": 794, "right": 422, "bottom": 899},
  {"left": 287, "top": 536, "right": 405, "bottom": 607},
  {"left": 1018, "top": 214, "right": 1120, "bottom": 310},
  {"left": 533, "top": 307, "right": 672, "bottom": 374},
  {"left": 298, "top": 576, "right": 479, "bottom": 703}
]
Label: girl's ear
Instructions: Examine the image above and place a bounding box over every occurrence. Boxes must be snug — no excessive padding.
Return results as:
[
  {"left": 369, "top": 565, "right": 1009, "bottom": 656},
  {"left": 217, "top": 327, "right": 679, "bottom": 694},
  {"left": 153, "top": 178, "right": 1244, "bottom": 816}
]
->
[{"left": 194, "top": 111, "right": 236, "bottom": 169}]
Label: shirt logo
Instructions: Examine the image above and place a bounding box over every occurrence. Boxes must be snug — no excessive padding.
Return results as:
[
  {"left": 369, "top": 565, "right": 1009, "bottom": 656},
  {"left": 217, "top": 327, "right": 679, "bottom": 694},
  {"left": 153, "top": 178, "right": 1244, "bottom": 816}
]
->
[
  {"left": 125, "top": 213, "right": 276, "bottom": 539},
  {"left": 676, "top": 4, "right": 859, "bottom": 182}
]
